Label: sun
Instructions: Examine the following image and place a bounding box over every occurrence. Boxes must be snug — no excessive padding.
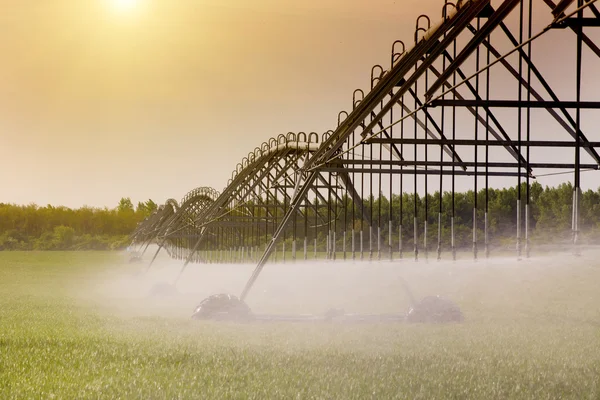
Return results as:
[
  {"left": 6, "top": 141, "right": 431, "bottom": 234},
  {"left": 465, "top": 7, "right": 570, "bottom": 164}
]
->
[{"left": 109, "top": 0, "right": 139, "bottom": 13}]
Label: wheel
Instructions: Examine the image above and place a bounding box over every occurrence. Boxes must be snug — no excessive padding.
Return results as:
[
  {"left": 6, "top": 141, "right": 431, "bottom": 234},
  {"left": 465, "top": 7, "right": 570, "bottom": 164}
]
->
[
  {"left": 406, "top": 296, "right": 464, "bottom": 323},
  {"left": 191, "top": 294, "right": 252, "bottom": 321}
]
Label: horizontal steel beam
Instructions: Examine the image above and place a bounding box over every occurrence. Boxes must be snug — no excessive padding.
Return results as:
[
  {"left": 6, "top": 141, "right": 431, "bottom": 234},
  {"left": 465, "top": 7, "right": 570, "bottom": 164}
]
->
[
  {"left": 322, "top": 167, "right": 528, "bottom": 178},
  {"left": 429, "top": 100, "right": 600, "bottom": 109},
  {"left": 552, "top": 17, "right": 600, "bottom": 28},
  {"left": 336, "top": 159, "right": 599, "bottom": 170},
  {"left": 199, "top": 222, "right": 271, "bottom": 228},
  {"left": 368, "top": 138, "right": 600, "bottom": 148},
  {"left": 273, "top": 185, "right": 344, "bottom": 190}
]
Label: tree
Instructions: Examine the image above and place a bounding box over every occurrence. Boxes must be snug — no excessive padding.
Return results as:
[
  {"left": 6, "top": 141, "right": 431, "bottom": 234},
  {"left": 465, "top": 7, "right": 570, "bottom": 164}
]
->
[
  {"left": 136, "top": 199, "right": 158, "bottom": 217},
  {"left": 118, "top": 198, "right": 134, "bottom": 213}
]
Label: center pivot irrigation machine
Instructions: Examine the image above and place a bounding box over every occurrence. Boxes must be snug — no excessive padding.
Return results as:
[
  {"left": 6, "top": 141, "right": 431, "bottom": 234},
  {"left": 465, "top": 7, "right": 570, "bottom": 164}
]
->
[{"left": 131, "top": 0, "right": 600, "bottom": 322}]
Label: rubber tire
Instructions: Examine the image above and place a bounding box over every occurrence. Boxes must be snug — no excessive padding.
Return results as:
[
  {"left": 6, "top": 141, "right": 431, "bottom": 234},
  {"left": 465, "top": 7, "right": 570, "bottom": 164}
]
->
[
  {"left": 191, "top": 294, "right": 252, "bottom": 321},
  {"left": 406, "top": 296, "right": 464, "bottom": 323}
]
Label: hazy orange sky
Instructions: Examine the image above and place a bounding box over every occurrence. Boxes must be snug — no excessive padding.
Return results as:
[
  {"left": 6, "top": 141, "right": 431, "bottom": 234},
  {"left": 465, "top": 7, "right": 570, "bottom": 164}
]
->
[{"left": 2, "top": 0, "right": 599, "bottom": 208}]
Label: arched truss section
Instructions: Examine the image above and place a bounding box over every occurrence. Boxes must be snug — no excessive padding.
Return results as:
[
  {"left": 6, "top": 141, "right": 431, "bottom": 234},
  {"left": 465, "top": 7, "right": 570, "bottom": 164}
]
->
[
  {"left": 241, "top": 0, "right": 600, "bottom": 299},
  {"left": 165, "top": 198, "right": 179, "bottom": 213},
  {"left": 159, "top": 187, "right": 220, "bottom": 259},
  {"left": 131, "top": 199, "right": 179, "bottom": 245},
  {"left": 133, "top": 188, "right": 220, "bottom": 261},
  {"left": 162, "top": 132, "right": 374, "bottom": 265}
]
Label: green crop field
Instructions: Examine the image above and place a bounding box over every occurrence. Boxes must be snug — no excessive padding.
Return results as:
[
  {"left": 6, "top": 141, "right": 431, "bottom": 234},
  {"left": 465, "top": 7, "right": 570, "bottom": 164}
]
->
[{"left": 1, "top": 251, "right": 600, "bottom": 399}]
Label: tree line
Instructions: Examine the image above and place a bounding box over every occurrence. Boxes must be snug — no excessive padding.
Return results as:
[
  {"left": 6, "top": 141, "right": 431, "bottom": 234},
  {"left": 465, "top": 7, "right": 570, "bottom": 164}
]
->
[
  {"left": 326, "top": 181, "right": 600, "bottom": 249},
  {"left": 0, "top": 198, "right": 156, "bottom": 250},
  {"left": 1, "top": 182, "right": 599, "bottom": 251},
  {"left": 228, "top": 181, "right": 600, "bottom": 251}
]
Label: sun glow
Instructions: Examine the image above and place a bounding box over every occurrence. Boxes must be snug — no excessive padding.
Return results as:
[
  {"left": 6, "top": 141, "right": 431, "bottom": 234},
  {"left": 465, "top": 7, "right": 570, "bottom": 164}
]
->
[{"left": 110, "top": 0, "right": 139, "bottom": 13}]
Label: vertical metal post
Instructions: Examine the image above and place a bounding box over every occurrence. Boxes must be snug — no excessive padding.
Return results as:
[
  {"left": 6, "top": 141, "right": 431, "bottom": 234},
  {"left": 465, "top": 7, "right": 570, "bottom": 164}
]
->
[
  {"left": 437, "top": 213, "right": 442, "bottom": 261},
  {"left": 389, "top": 224, "right": 393, "bottom": 262},
  {"left": 451, "top": 37, "right": 457, "bottom": 262},
  {"left": 573, "top": 0, "right": 583, "bottom": 255},
  {"left": 399, "top": 95, "right": 405, "bottom": 260},
  {"left": 283, "top": 172, "right": 288, "bottom": 264},
  {"left": 485, "top": 29, "right": 491, "bottom": 259},
  {"left": 516, "top": 198, "right": 521, "bottom": 260},
  {"left": 414, "top": 216, "right": 419, "bottom": 262},
  {"left": 359, "top": 90, "right": 365, "bottom": 262},
  {"left": 516, "top": 0, "right": 524, "bottom": 260},
  {"left": 414, "top": 75, "right": 419, "bottom": 262},
  {"left": 352, "top": 229, "right": 356, "bottom": 260},
  {"left": 350, "top": 107, "right": 357, "bottom": 262},
  {"left": 424, "top": 219, "right": 428, "bottom": 262},
  {"left": 573, "top": 188, "right": 580, "bottom": 251},
  {"left": 525, "top": 203, "right": 529, "bottom": 256},
  {"left": 413, "top": 24, "right": 421, "bottom": 263},
  {"left": 343, "top": 131, "right": 349, "bottom": 261},
  {"left": 473, "top": 15, "right": 481, "bottom": 262},
  {"left": 304, "top": 192, "right": 308, "bottom": 261},
  {"left": 333, "top": 231, "right": 337, "bottom": 261},
  {"left": 314, "top": 195, "right": 318, "bottom": 260},
  {"left": 369, "top": 71, "right": 377, "bottom": 263},
  {"left": 334, "top": 170, "right": 339, "bottom": 261},
  {"left": 423, "top": 66, "right": 429, "bottom": 262},
  {"left": 304, "top": 236, "right": 308, "bottom": 261},
  {"left": 369, "top": 225, "right": 373, "bottom": 261},
  {"left": 390, "top": 45, "right": 397, "bottom": 263},
  {"left": 292, "top": 239, "right": 296, "bottom": 263},
  {"left": 399, "top": 225, "right": 403, "bottom": 258},
  {"left": 360, "top": 230, "right": 364, "bottom": 261},
  {"left": 437, "top": 71, "right": 444, "bottom": 262},
  {"left": 343, "top": 231, "right": 347, "bottom": 260},
  {"left": 292, "top": 159, "right": 298, "bottom": 263},
  {"left": 525, "top": 0, "right": 533, "bottom": 259},
  {"left": 472, "top": 208, "right": 478, "bottom": 261},
  {"left": 377, "top": 226, "right": 381, "bottom": 261}
]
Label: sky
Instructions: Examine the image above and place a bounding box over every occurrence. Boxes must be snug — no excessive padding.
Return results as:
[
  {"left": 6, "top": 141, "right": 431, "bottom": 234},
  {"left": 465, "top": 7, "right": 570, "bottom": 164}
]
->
[{"left": 1, "top": 0, "right": 599, "bottom": 208}]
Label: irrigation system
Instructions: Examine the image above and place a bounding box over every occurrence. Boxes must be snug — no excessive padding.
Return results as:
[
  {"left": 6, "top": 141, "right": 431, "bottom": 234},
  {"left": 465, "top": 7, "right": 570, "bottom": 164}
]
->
[{"left": 131, "top": 0, "right": 600, "bottom": 321}]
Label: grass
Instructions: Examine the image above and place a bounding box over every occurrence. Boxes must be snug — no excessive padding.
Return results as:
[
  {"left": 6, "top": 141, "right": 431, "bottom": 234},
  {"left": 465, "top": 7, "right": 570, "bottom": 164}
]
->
[{"left": 1, "top": 251, "right": 600, "bottom": 399}]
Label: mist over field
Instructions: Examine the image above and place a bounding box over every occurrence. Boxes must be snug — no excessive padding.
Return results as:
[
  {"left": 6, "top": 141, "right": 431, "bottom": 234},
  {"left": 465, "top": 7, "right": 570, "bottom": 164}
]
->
[
  {"left": 2, "top": 248, "right": 600, "bottom": 398},
  {"left": 87, "top": 246, "right": 600, "bottom": 325}
]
